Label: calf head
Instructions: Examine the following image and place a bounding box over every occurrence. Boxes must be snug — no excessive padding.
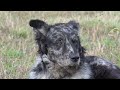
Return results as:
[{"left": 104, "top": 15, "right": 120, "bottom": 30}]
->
[{"left": 29, "top": 19, "right": 85, "bottom": 69}]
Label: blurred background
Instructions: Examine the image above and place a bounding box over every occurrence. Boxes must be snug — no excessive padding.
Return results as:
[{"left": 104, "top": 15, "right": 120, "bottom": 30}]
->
[{"left": 0, "top": 11, "right": 120, "bottom": 79}]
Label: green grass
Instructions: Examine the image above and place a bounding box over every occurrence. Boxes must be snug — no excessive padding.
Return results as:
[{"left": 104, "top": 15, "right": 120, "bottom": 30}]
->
[
  {"left": 0, "top": 11, "right": 120, "bottom": 79},
  {"left": 2, "top": 48, "right": 24, "bottom": 59},
  {"left": 11, "top": 28, "right": 28, "bottom": 39}
]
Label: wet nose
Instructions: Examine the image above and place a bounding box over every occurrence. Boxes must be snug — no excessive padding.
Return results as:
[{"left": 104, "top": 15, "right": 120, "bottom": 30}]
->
[{"left": 71, "top": 56, "right": 79, "bottom": 62}]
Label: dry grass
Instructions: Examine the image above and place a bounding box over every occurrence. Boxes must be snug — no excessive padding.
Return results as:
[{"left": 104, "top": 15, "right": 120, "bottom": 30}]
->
[{"left": 0, "top": 11, "right": 120, "bottom": 79}]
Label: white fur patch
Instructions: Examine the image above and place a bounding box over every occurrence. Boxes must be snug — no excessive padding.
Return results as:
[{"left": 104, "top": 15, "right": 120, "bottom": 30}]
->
[
  {"left": 66, "top": 38, "right": 74, "bottom": 53},
  {"left": 38, "top": 28, "right": 46, "bottom": 36},
  {"left": 29, "top": 71, "right": 51, "bottom": 79},
  {"left": 71, "top": 63, "right": 91, "bottom": 79},
  {"left": 90, "top": 57, "right": 117, "bottom": 69}
]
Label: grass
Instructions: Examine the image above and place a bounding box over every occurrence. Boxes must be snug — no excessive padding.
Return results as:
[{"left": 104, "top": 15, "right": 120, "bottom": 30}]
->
[{"left": 0, "top": 11, "right": 120, "bottom": 79}]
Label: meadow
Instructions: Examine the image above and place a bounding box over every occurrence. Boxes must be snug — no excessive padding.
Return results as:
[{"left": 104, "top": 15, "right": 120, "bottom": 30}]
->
[{"left": 0, "top": 11, "right": 120, "bottom": 79}]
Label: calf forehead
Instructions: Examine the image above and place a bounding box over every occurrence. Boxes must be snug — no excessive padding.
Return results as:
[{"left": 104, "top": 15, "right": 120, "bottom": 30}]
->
[
  {"left": 47, "top": 30, "right": 65, "bottom": 40},
  {"left": 49, "top": 23, "right": 78, "bottom": 35},
  {"left": 48, "top": 24, "right": 77, "bottom": 37}
]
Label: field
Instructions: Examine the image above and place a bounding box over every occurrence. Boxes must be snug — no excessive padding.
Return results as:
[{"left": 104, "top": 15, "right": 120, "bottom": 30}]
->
[{"left": 0, "top": 11, "right": 120, "bottom": 79}]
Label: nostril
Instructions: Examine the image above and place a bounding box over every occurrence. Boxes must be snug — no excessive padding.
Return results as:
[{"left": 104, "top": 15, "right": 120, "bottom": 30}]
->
[{"left": 71, "top": 57, "right": 79, "bottom": 62}]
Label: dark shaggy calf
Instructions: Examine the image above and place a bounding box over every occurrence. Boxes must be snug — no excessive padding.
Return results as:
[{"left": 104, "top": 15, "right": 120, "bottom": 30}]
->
[{"left": 29, "top": 19, "right": 120, "bottom": 79}]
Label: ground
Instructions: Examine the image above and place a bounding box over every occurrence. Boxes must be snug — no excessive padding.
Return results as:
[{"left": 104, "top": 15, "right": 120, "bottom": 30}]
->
[{"left": 0, "top": 11, "right": 120, "bottom": 79}]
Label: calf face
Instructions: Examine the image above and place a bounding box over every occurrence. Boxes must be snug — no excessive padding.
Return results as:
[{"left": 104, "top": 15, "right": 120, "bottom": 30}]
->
[{"left": 29, "top": 20, "right": 85, "bottom": 68}]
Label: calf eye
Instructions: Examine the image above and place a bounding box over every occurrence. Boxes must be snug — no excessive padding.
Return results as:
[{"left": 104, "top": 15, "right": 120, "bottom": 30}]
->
[
  {"left": 56, "top": 38, "right": 63, "bottom": 44},
  {"left": 71, "top": 37, "right": 79, "bottom": 48},
  {"left": 72, "top": 39, "right": 76, "bottom": 43},
  {"left": 55, "top": 38, "right": 64, "bottom": 49},
  {"left": 72, "top": 38, "right": 78, "bottom": 44},
  {"left": 58, "top": 38, "right": 63, "bottom": 43}
]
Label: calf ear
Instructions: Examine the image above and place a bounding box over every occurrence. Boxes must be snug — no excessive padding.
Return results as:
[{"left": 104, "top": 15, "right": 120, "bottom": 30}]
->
[
  {"left": 67, "top": 20, "right": 80, "bottom": 31},
  {"left": 29, "top": 19, "right": 49, "bottom": 36},
  {"left": 29, "top": 19, "right": 49, "bottom": 55}
]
